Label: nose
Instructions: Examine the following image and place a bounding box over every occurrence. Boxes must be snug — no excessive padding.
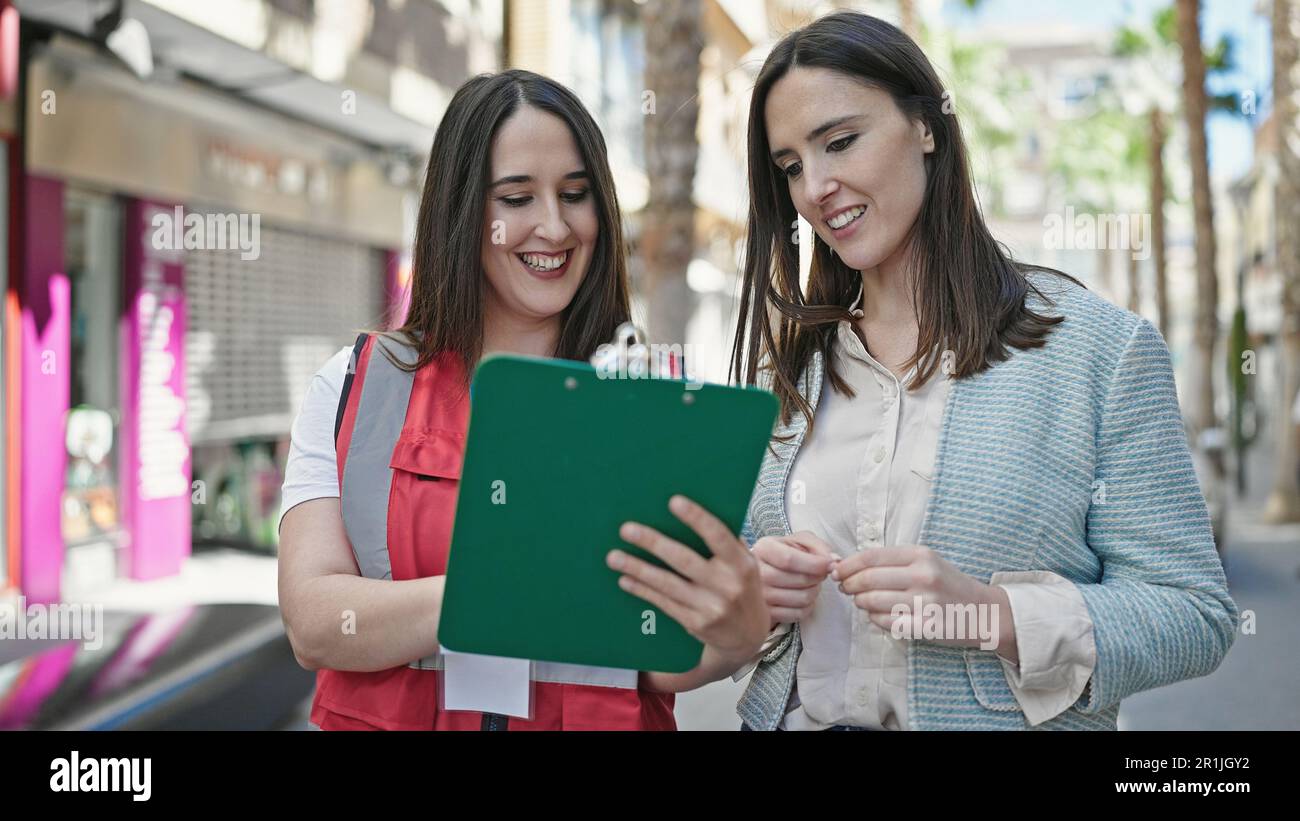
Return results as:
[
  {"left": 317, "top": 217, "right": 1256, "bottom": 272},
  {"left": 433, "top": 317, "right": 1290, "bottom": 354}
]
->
[
  {"left": 801, "top": 159, "right": 839, "bottom": 209},
  {"left": 534, "top": 194, "right": 571, "bottom": 245}
]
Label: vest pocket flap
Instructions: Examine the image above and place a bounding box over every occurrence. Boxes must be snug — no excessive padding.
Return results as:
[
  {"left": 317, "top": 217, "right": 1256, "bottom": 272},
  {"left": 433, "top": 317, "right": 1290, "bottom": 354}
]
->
[{"left": 388, "top": 431, "right": 465, "bottom": 480}]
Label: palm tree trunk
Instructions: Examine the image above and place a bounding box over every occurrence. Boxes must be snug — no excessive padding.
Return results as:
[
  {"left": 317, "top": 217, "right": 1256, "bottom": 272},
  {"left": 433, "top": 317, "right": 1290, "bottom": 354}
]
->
[
  {"left": 1098, "top": 246, "right": 1115, "bottom": 303},
  {"left": 899, "top": 0, "right": 917, "bottom": 40},
  {"left": 1150, "top": 108, "right": 1170, "bottom": 337},
  {"left": 641, "top": 0, "right": 703, "bottom": 349},
  {"left": 1127, "top": 250, "right": 1141, "bottom": 314},
  {"left": 1266, "top": 0, "right": 1300, "bottom": 523},
  {"left": 1176, "top": 0, "right": 1220, "bottom": 434}
]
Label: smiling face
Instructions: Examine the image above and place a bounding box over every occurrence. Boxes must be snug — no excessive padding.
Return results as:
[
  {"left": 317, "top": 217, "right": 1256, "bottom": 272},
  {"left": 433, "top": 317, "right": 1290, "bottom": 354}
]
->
[
  {"left": 480, "top": 104, "right": 598, "bottom": 329},
  {"left": 764, "top": 66, "right": 934, "bottom": 275}
]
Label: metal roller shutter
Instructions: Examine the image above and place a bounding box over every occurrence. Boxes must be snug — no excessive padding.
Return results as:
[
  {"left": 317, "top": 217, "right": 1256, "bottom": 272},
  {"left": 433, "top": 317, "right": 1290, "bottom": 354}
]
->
[{"left": 185, "top": 217, "right": 386, "bottom": 445}]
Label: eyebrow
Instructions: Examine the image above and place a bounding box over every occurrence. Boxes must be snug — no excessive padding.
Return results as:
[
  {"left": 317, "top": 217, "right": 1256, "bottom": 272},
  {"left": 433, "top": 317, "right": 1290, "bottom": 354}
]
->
[
  {"left": 769, "top": 115, "right": 863, "bottom": 163},
  {"left": 490, "top": 170, "right": 589, "bottom": 188}
]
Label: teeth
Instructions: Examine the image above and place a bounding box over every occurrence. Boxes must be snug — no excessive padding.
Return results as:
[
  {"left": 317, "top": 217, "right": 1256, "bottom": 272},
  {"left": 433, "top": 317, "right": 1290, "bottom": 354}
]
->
[
  {"left": 828, "top": 206, "right": 866, "bottom": 229},
  {"left": 520, "top": 251, "right": 568, "bottom": 271}
]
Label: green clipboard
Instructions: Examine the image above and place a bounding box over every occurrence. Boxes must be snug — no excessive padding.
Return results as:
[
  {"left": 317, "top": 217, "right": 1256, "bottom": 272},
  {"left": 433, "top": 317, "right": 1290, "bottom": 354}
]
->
[{"left": 438, "top": 354, "right": 778, "bottom": 673}]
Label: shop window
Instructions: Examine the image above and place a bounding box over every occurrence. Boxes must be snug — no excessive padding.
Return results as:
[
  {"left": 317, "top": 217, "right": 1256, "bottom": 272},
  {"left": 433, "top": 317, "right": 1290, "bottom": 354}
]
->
[{"left": 62, "top": 190, "right": 123, "bottom": 561}]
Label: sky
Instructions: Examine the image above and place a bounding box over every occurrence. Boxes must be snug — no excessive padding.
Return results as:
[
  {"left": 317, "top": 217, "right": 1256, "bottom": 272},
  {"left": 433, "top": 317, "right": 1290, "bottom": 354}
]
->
[{"left": 942, "top": 0, "right": 1273, "bottom": 180}]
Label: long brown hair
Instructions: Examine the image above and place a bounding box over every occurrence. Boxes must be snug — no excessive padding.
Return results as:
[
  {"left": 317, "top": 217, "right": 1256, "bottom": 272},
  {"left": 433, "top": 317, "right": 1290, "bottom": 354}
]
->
[
  {"left": 376, "top": 70, "right": 631, "bottom": 380},
  {"left": 730, "top": 11, "right": 1072, "bottom": 433}
]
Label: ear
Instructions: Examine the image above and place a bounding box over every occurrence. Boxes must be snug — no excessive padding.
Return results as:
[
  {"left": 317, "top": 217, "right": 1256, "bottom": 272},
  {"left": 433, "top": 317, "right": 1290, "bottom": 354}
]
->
[{"left": 917, "top": 117, "right": 935, "bottom": 154}]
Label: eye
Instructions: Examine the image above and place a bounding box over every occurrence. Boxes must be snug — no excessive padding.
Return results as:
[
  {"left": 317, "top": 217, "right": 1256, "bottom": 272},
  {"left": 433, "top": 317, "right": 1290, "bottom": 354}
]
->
[
  {"left": 828, "top": 134, "right": 857, "bottom": 152},
  {"left": 782, "top": 161, "right": 802, "bottom": 179},
  {"left": 500, "top": 195, "right": 532, "bottom": 207},
  {"left": 560, "top": 188, "right": 590, "bottom": 203}
]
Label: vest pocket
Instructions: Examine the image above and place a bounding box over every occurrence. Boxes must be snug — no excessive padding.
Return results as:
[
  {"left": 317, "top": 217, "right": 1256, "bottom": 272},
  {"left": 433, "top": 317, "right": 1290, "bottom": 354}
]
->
[
  {"left": 386, "top": 430, "right": 464, "bottom": 578},
  {"left": 388, "top": 430, "right": 464, "bottom": 480}
]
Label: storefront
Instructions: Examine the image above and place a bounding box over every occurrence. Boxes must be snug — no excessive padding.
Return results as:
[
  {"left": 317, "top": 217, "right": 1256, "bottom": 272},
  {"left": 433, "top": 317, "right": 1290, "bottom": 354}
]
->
[
  {"left": 15, "top": 34, "right": 415, "bottom": 599},
  {"left": 1, "top": 0, "right": 18, "bottom": 599},
  {"left": 1, "top": 118, "right": 9, "bottom": 599}
]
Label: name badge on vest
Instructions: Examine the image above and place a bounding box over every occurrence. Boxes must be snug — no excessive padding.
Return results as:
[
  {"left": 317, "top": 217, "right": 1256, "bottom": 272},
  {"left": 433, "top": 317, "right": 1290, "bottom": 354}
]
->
[{"left": 440, "top": 650, "right": 534, "bottom": 719}]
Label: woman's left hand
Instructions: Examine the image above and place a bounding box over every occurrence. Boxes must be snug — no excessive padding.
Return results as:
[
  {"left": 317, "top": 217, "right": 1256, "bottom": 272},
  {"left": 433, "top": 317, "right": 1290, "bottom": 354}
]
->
[
  {"left": 607, "top": 495, "right": 770, "bottom": 666},
  {"left": 832, "top": 544, "right": 1017, "bottom": 660}
]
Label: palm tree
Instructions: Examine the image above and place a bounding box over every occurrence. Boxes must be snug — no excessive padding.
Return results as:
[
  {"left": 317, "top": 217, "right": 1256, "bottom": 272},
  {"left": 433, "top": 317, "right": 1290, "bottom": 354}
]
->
[
  {"left": 919, "top": 27, "right": 1026, "bottom": 216},
  {"left": 899, "top": 0, "right": 918, "bottom": 40},
  {"left": 640, "top": 0, "right": 703, "bottom": 351},
  {"left": 1266, "top": 0, "right": 1300, "bottom": 523},
  {"left": 1114, "top": 12, "right": 1182, "bottom": 332},
  {"left": 1176, "top": 0, "right": 1219, "bottom": 435},
  {"left": 1115, "top": 6, "right": 1240, "bottom": 335},
  {"left": 1046, "top": 105, "right": 1148, "bottom": 303},
  {"left": 1149, "top": 107, "right": 1169, "bottom": 332}
]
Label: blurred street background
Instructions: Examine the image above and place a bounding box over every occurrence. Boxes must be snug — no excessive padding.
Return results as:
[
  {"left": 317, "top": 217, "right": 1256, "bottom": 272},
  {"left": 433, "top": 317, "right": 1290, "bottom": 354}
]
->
[{"left": 0, "top": 0, "right": 1296, "bottom": 730}]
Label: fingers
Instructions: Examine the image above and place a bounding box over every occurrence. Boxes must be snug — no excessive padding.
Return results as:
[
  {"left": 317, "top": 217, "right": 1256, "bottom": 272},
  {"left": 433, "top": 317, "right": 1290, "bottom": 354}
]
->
[
  {"left": 764, "top": 585, "right": 819, "bottom": 609},
  {"left": 766, "top": 583, "right": 818, "bottom": 622},
  {"left": 866, "top": 609, "right": 913, "bottom": 634},
  {"left": 667, "top": 495, "right": 741, "bottom": 561},
  {"left": 614, "top": 572, "right": 696, "bottom": 630},
  {"left": 837, "top": 565, "right": 912, "bottom": 595},
  {"left": 617, "top": 521, "right": 709, "bottom": 582},
  {"left": 616, "top": 499, "right": 773, "bottom": 654},
  {"left": 830, "top": 545, "right": 922, "bottom": 580},
  {"left": 758, "top": 562, "right": 825, "bottom": 590},
  {"left": 753, "top": 537, "right": 836, "bottom": 576},
  {"left": 606, "top": 548, "right": 696, "bottom": 604},
  {"left": 781, "top": 531, "right": 837, "bottom": 558},
  {"left": 847, "top": 589, "right": 913, "bottom": 614}
]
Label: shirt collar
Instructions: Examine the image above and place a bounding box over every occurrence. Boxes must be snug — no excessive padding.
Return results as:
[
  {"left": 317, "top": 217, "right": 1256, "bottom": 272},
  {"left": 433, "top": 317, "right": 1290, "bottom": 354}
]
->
[
  {"left": 847, "top": 282, "right": 865, "bottom": 319},
  {"left": 837, "top": 282, "right": 867, "bottom": 363},
  {"left": 832, "top": 283, "right": 947, "bottom": 389}
]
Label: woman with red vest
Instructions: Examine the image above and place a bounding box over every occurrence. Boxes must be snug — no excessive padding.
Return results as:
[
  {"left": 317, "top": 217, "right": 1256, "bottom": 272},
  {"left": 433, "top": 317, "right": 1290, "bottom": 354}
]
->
[{"left": 277, "top": 70, "right": 770, "bottom": 730}]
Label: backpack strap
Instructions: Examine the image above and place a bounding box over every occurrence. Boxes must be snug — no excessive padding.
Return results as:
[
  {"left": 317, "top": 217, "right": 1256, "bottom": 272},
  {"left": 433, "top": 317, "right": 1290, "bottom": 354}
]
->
[{"left": 335, "top": 331, "right": 370, "bottom": 448}]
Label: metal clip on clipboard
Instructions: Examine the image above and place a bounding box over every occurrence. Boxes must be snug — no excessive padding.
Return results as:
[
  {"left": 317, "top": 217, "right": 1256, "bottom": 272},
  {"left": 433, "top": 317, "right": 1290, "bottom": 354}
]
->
[{"left": 588, "top": 322, "right": 687, "bottom": 381}]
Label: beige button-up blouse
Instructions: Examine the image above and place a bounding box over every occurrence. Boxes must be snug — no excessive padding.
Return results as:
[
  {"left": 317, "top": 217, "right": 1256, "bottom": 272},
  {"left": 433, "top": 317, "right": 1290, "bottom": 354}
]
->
[{"left": 771, "top": 287, "right": 1097, "bottom": 730}]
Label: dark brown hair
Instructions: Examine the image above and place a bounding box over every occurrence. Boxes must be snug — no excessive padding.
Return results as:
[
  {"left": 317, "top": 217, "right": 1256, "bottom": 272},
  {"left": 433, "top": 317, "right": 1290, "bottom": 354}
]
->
[
  {"left": 730, "top": 11, "right": 1073, "bottom": 433},
  {"left": 376, "top": 69, "right": 631, "bottom": 380}
]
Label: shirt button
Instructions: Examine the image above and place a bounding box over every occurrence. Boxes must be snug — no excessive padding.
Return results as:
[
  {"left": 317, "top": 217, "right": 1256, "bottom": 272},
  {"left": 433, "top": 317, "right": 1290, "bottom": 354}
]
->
[
  {"left": 857, "top": 689, "right": 870, "bottom": 706},
  {"left": 863, "top": 522, "right": 880, "bottom": 540},
  {"left": 872, "top": 446, "right": 886, "bottom": 463}
]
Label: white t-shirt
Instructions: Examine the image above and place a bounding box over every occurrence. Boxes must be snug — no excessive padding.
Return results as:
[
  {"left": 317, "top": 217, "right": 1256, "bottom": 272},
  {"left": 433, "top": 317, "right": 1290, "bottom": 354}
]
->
[{"left": 278, "top": 345, "right": 353, "bottom": 532}]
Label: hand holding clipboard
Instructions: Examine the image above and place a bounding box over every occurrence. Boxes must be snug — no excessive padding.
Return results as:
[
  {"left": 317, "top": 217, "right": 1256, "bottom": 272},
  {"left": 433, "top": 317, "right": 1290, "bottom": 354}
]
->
[{"left": 438, "top": 324, "right": 778, "bottom": 674}]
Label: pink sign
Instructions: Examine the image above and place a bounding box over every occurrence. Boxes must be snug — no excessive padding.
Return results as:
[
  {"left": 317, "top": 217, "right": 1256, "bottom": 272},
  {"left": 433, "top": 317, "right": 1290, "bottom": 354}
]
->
[
  {"left": 19, "top": 176, "right": 68, "bottom": 605},
  {"left": 0, "top": 4, "right": 17, "bottom": 102},
  {"left": 120, "top": 200, "right": 190, "bottom": 580}
]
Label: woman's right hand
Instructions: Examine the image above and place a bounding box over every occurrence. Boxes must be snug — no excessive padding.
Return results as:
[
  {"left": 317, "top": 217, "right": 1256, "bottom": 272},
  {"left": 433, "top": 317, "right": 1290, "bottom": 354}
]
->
[{"left": 751, "top": 531, "right": 838, "bottom": 624}]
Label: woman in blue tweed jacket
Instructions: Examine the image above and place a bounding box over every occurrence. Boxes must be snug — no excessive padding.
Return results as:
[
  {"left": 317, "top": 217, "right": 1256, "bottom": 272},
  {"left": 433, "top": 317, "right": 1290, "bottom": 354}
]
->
[{"left": 729, "top": 12, "right": 1237, "bottom": 730}]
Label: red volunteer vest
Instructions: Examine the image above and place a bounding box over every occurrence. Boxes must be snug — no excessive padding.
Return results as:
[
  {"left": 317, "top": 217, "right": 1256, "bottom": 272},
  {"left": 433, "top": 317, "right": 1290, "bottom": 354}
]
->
[{"left": 309, "top": 332, "right": 676, "bottom": 730}]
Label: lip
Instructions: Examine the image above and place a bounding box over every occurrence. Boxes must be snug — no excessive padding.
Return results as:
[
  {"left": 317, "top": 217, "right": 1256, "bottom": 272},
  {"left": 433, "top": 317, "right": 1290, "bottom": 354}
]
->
[
  {"left": 516, "top": 249, "right": 574, "bottom": 280},
  {"left": 824, "top": 204, "right": 867, "bottom": 239}
]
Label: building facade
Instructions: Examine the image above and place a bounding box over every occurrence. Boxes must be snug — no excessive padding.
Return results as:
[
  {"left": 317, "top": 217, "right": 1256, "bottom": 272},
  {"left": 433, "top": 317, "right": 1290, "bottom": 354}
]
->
[{"left": 1, "top": 0, "right": 503, "bottom": 602}]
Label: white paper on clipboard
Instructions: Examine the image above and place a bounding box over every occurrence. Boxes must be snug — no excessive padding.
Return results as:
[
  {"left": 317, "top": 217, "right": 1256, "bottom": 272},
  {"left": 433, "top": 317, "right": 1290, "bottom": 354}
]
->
[{"left": 441, "top": 650, "right": 532, "bottom": 718}]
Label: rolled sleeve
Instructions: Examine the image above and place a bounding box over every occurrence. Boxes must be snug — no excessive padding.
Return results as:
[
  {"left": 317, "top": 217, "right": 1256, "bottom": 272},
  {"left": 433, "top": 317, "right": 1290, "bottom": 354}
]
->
[{"left": 991, "top": 570, "right": 1097, "bottom": 726}]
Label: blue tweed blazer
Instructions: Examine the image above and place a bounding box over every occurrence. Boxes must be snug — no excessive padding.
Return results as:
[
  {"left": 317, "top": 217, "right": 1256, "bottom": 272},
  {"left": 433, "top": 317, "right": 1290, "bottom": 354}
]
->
[{"left": 736, "top": 273, "right": 1238, "bottom": 730}]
